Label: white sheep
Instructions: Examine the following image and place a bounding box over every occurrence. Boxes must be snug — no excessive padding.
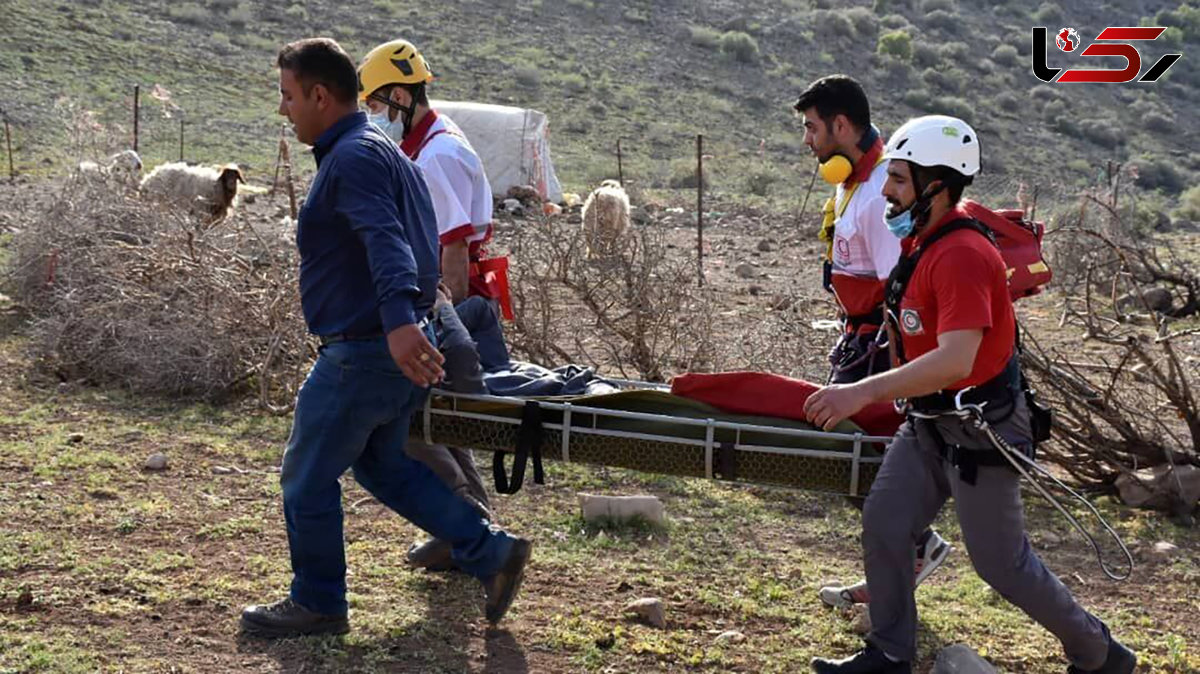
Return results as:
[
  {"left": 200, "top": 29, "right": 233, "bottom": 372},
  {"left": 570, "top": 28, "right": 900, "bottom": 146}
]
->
[
  {"left": 581, "top": 179, "right": 631, "bottom": 257},
  {"left": 139, "top": 161, "right": 245, "bottom": 222},
  {"left": 78, "top": 150, "right": 143, "bottom": 189}
]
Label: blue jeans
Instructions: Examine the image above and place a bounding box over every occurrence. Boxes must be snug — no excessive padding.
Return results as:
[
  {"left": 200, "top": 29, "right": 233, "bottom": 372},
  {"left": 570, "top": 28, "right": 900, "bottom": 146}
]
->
[{"left": 281, "top": 336, "right": 515, "bottom": 615}]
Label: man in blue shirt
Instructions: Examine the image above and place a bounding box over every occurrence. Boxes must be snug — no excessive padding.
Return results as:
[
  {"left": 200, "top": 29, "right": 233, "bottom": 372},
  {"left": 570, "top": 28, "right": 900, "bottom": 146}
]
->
[{"left": 240, "top": 38, "right": 531, "bottom": 638}]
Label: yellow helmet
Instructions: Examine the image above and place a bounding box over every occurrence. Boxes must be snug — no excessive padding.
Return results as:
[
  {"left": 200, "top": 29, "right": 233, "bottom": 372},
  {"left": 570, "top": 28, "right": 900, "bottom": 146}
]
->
[{"left": 357, "top": 39, "right": 433, "bottom": 102}]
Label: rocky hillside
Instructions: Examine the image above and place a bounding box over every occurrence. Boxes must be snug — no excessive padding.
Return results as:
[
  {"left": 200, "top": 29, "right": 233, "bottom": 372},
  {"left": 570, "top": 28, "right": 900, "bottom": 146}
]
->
[{"left": 1, "top": 0, "right": 1196, "bottom": 215}]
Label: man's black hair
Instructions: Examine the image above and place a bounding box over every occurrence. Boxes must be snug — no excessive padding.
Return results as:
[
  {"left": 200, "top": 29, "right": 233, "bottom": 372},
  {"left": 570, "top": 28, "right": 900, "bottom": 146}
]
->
[
  {"left": 277, "top": 38, "right": 359, "bottom": 104},
  {"left": 793, "top": 74, "right": 871, "bottom": 131}
]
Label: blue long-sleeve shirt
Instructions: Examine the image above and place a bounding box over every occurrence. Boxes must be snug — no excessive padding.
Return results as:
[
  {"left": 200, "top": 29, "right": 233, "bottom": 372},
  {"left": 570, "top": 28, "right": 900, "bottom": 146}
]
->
[{"left": 297, "top": 111, "right": 439, "bottom": 336}]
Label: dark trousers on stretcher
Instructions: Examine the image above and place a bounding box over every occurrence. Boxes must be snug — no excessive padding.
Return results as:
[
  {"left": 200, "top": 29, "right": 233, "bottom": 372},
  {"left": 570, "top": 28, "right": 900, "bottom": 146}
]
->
[
  {"left": 862, "top": 394, "right": 1110, "bottom": 669},
  {"left": 405, "top": 301, "right": 493, "bottom": 519},
  {"left": 829, "top": 329, "right": 889, "bottom": 385}
]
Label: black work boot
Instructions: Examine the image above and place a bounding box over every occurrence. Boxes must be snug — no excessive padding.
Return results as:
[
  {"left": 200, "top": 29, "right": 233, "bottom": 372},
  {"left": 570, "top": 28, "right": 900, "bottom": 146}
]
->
[
  {"left": 240, "top": 597, "right": 349, "bottom": 638},
  {"left": 482, "top": 538, "right": 532, "bottom": 625},
  {"left": 811, "top": 644, "right": 912, "bottom": 674},
  {"left": 406, "top": 538, "right": 456, "bottom": 572},
  {"left": 1067, "top": 636, "right": 1137, "bottom": 674}
]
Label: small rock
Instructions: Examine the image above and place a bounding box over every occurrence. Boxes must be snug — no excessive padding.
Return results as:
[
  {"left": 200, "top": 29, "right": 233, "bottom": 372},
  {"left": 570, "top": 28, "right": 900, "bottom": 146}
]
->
[
  {"left": 850, "top": 604, "right": 871, "bottom": 635},
  {"left": 1117, "top": 287, "right": 1173, "bottom": 314},
  {"left": 1152, "top": 211, "right": 1173, "bottom": 232},
  {"left": 66, "top": 432, "right": 85, "bottom": 444},
  {"left": 1116, "top": 464, "right": 1200, "bottom": 511},
  {"left": 932, "top": 644, "right": 999, "bottom": 673},
  {"left": 1143, "top": 287, "right": 1174, "bottom": 312},
  {"left": 757, "top": 239, "right": 777, "bottom": 253},
  {"left": 1040, "top": 531, "right": 1063, "bottom": 549},
  {"left": 579, "top": 493, "right": 665, "bottom": 526},
  {"left": 624, "top": 597, "right": 666, "bottom": 628},
  {"left": 715, "top": 630, "right": 746, "bottom": 644},
  {"left": 501, "top": 198, "right": 523, "bottom": 214},
  {"left": 748, "top": 285, "right": 763, "bottom": 296},
  {"left": 211, "top": 466, "right": 233, "bottom": 475},
  {"left": 505, "top": 184, "right": 542, "bottom": 207},
  {"left": 144, "top": 453, "right": 168, "bottom": 471},
  {"left": 242, "top": 193, "right": 257, "bottom": 205},
  {"left": 1152, "top": 541, "right": 1180, "bottom": 558},
  {"left": 735, "top": 263, "right": 759, "bottom": 279}
]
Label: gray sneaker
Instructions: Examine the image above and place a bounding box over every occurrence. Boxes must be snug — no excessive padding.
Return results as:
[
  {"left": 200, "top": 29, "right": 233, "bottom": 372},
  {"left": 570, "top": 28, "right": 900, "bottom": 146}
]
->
[{"left": 818, "top": 532, "right": 953, "bottom": 608}]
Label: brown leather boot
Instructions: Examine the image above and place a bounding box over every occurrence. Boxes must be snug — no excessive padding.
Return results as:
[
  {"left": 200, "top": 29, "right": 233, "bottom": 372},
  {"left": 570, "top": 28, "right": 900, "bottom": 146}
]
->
[
  {"left": 405, "top": 538, "right": 456, "bottom": 572},
  {"left": 482, "top": 538, "right": 532, "bottom": 625},
  {"left": 240, "top": 597, "right": 348, "bottom": 638}
]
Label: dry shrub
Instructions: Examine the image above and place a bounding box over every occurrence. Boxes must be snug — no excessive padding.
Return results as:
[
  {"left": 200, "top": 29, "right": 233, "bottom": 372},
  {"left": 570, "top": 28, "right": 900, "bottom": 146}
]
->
[
  {"left": 506, "top": 216, "right": 717, "bottom": 382},
  {"left": 730, "top": 293, "right": 831, "bottom": 382},
  {"left": 4, "top": 177, "right": 309, "bottom": 410},
  {"left": 1023, "top": 198, "right": 1200, "bottom": 514}
]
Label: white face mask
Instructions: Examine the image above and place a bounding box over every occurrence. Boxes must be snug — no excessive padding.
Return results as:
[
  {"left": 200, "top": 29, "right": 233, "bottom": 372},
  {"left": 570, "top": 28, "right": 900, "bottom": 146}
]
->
[{"left": 367, "top": 109, "right": 405, "bottom": 142}]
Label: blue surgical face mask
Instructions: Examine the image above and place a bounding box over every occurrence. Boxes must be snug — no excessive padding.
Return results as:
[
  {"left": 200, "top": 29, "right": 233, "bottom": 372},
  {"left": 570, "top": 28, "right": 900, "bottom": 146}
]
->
[
  {"left": 885, "top": 206, "right": 915, "bottom": 239},
  {"left": 368, "top": 109, "right": 405, "bottom": 142}
]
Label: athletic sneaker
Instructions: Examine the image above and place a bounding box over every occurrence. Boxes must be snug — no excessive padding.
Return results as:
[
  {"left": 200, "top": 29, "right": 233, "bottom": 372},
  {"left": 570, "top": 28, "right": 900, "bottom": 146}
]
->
[{"left": 819, "top": 531, "right": 953, "bottom": 609}]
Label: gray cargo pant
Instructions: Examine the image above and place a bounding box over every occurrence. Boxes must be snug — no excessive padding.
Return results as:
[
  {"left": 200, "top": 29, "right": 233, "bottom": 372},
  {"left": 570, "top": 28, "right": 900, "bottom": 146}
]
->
[{"left": 862, "top": 395, "right": 1109, "bottom": 669}]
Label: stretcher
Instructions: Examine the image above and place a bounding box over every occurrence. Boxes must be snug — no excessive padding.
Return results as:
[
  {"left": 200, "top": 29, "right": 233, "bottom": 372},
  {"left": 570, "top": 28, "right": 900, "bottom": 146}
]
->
[{"left": 412, "top": 381, "right": 893, "bottom": 496}]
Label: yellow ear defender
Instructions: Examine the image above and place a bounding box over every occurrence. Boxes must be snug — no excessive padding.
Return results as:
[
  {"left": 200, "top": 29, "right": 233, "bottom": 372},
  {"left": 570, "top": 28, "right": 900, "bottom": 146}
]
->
[
  {"left": 819, "top": 155, "right": 854, "bottom": 185},
  {"left": 817, "top": 124, "right": 881, "bottom": 185}
]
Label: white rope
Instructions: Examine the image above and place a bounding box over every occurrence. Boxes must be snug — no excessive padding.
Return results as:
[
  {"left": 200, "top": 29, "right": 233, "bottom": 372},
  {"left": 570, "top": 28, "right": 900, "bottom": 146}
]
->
[{"left": 912, "top": 394, "right": 1134, "bottom": 582}]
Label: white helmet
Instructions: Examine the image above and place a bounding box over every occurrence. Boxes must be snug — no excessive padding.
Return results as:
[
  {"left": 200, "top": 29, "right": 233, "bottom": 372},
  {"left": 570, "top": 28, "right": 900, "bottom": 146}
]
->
[{"left": 883, "top": 115, "right": 980, "bottom": 177}]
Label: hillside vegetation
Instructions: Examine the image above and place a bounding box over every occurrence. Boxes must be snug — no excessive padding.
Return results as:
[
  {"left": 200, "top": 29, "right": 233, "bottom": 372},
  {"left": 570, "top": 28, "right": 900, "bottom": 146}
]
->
[{"left": 1, "top": 0, "right": 1197, "bottom": 213}]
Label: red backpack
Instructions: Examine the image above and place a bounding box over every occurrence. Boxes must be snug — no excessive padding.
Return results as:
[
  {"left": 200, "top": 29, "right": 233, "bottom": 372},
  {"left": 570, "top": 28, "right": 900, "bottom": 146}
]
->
[{"left": 960, "top": 200, "right": 1052, "bottom": 300}]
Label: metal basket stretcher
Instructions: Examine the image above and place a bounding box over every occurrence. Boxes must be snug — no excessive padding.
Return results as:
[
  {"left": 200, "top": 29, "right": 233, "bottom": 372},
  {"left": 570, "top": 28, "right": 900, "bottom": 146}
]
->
[{"left": 412, "top": 381, "right": 893, "bottom": 496}]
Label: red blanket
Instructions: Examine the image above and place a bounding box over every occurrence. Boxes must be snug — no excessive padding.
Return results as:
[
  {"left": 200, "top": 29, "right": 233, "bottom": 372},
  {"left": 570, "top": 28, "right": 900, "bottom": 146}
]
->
[{"left": 670, "top": 371, "right": 904, "bottom": 438}]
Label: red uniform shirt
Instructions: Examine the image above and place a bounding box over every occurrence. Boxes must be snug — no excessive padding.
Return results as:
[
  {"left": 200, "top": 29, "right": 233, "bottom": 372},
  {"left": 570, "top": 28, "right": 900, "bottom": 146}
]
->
[{"left": 896, "top": 206, "right": 1016, "bottom": 389}]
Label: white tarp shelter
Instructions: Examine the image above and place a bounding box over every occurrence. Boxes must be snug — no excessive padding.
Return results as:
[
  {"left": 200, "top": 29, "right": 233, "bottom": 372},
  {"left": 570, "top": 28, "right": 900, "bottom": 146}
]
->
[{"left": 431, "top": 99, "right": 563, "bottom": 203}]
